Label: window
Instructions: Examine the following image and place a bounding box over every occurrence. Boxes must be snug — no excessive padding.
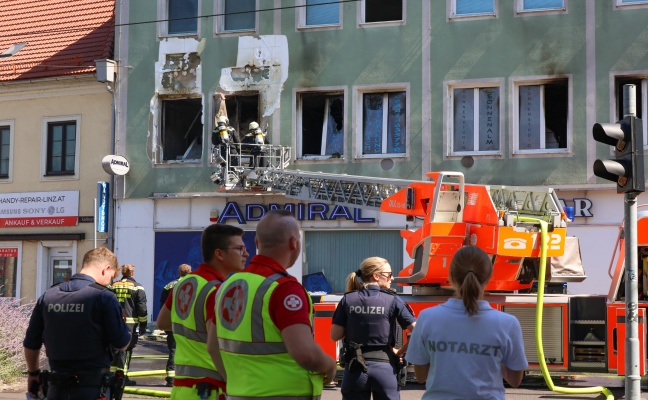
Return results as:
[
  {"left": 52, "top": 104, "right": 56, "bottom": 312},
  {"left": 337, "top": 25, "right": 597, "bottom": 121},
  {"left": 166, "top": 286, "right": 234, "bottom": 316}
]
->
[
  {"left": 451, "top": 0, "right": 495, "bottom": 18},
  {"left": 357, "top": 90, "right": 407, "bottom": 157},
  {"left": 298, "top": 0, "right": 340, "bottom": 28},
  {"left": 517, "top": 0, "right": 564, "bottom": 12},
  {"left": 159, "top": 98, "right": 203, "bottom": 163},
  {"left": 168, "top": 0, "right": 198, "bottom": 35},
  {"left": 297, "top": 91, "right": 344, "bottom": 159},
  {"left": 218, "top": 0, "right": 255, "bottom": 33},
  {"left": 46, "top": 121, "right": 77, "bottom": 175},
  {"left": 362, "top": 0, "right": 403, "bottom": 23},
  {"left": 219, "top": 93, "right": 259, "bottom": 138},
  {"left": 615, "top": 76, "right": 647, "bottom": 148},
  {"left": 514, "top": 79, "right": 569, "bottom": 154},
  {"left": 616, "top": 0, "right": 648, "bottom": 6},
  {"left": 449, "top": 86, "right": 501, "bottom": 155},
  {"left": 0, "top": 122, "right": 12, "bottom": 179}
]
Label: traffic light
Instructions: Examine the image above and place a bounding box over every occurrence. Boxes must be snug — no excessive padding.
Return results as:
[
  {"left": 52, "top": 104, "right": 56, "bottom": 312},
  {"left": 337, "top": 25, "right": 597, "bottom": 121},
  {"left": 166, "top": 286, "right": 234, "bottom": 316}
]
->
[{"left": 593, "top": 116, "right": 645, "bottom": 194}]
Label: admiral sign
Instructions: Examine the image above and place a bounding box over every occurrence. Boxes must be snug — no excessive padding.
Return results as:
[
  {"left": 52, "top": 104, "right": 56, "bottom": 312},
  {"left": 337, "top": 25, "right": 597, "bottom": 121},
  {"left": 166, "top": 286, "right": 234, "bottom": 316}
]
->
[
  {"left": 0, "top": 191, "right": 80, "bottom": 227},
  {"left": 102, "top": 155, "right": 130, "bottom": 176}
]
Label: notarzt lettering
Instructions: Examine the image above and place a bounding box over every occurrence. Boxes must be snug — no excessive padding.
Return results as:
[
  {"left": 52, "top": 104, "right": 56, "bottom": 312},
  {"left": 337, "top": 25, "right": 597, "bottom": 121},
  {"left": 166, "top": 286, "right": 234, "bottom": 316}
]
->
[
  {"left": 427, "top": 340, "right": 502, "bottom": 357},
  {"left": 348, "top": 306, "right": 385, "bottom": 315},
  {"left": 47, "top": 303, "right": 85, "bottom": 312}
]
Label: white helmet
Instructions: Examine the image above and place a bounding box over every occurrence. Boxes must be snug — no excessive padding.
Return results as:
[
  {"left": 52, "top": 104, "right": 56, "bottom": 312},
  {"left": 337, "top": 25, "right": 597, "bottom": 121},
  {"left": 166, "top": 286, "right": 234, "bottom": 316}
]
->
[
  {"left": 217, "top": 116, "right": 229, "bottom": 125},
  {"left": 249, "top": 121, "right": 259, "bottom": 131}
]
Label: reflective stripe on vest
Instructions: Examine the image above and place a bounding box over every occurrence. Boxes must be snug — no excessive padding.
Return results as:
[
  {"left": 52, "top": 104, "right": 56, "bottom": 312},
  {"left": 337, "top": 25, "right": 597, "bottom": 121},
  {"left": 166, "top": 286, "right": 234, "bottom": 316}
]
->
[
  {"left": 228, "top": 396, "right": 321, "bottom": 400},
  {"left": 173, "top": 278, "right": 220, "bottom": 344},
  {"left": 175, "top": 365, "right": 224, "bottom": 382}
]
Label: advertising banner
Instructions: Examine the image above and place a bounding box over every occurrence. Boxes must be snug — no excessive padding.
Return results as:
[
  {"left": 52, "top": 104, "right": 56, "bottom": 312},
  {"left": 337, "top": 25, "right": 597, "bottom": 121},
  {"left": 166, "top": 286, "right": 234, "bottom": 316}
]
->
[
  {"left": 97, "top": 182, "right": 109, "bottom": 233},
  {"left": 0, "top": 191, "right": 79, "bottom": 227}
]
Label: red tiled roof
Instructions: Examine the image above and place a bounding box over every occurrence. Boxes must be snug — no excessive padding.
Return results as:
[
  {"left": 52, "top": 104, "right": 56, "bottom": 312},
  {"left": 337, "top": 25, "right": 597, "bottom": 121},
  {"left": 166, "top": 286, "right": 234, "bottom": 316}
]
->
[{"left": 0, "top": 0, "right": 114, "bottom": 82}]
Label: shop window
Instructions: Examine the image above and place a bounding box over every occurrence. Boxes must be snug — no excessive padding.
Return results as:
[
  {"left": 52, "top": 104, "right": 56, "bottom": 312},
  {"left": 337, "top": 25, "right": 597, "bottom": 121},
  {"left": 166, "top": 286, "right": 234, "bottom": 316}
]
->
[
  {"left": 298, "top": 0, "right": 340, "bottom": 28},
  {"left": 0, "top": 246, "right": 19, "bottom": 298},
  {"left": 513, "top": 78, "right": 569, "bottom": 154},
  {"left": 363, "top": 0, "right": 403, "bottom": 23},
  {"left": 297, "top": 91, "right": 344, "bottom": 159},
  {"left": 358, "top": 90, "right": 407, "bottom": 157},
  {"left": 45, "top": 120, "right": 77, "bottom": 176},
  {"left": 448, "top": 85, "right": 501, "bottom": 155},
  {"left": 451, "top": 0, "right": 495, "bottom": 18},
  {"left": 218, "top": 0, "right": 256, "bottom": 33},
  {"left": 168, "top": 0, "right": 198, "bottom": 35},
  {"left": 158, "top": 98, "right": 203, "bottom": 163},
  {"left": 615, "top": 76, "right": 647, "bottom": 148},
  {"left": 517, "top": 0, "right": 565, "bottom": 12},
  {"left": 0, "top": 123, "right": 12, "bottom": 179}
]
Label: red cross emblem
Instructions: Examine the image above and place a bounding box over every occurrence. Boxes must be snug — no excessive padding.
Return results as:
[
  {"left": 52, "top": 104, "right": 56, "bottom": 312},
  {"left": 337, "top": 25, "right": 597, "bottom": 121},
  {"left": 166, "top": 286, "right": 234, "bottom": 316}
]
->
[
  {"left": 221, "top": 284, "right": 246, "bottom": 325},
  {"left": 176, "top": 281, "right": 195, "bottom": 315}
]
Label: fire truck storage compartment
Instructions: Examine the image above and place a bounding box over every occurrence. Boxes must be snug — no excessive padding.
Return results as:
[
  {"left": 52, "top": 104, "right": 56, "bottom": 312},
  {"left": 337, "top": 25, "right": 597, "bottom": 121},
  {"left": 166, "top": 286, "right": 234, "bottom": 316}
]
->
[
  {"left": 502, "top": 302, "right": 566, "bottom": 369},
  {"left": 569, "top": 296, "right": 607, "bottom": 372}
]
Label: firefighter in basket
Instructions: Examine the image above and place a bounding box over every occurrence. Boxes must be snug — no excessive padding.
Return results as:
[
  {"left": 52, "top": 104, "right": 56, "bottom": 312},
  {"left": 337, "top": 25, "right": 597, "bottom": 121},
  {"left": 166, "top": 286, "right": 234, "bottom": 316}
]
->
[
  {"left": 212, "top": 115, "right": 241, "bottom": 168},
  {"left": 241, "top": 121, "right": 268, "bottom": 168}
]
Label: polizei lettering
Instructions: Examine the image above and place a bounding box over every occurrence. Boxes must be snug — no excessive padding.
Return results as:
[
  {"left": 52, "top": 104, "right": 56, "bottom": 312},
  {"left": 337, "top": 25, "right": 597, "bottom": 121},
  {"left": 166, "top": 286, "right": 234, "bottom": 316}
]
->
[
  {"left": 47, "top": 303, "right": 85, "bottom": 312},
  {"left": 427, "top": 340, "right": 501, "bottom": 357},
  {"left": 348, "top": 306, "right": 385, "bottom": 315}
]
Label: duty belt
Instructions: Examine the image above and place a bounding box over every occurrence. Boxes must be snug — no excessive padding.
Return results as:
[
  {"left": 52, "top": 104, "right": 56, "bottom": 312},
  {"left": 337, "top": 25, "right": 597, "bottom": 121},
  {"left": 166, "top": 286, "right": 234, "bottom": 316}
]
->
[{"left": 46, "top": 369, "right": 109, "bottom": 387}]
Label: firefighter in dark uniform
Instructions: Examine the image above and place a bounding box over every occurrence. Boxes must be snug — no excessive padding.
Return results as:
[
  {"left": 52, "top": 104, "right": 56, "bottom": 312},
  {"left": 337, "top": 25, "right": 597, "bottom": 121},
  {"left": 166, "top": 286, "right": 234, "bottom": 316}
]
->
[
  {"left": 331, "top": 257, "right": 417, "bottom": 400},
  {"left": 109, "top": 263, "right": 148, "bottom": 384},
  {"left": 240, "top": 121, "right": 268, "bottom": 168},
  {"left": 23, "top": 247, "right": 131, "bottom": 400}
]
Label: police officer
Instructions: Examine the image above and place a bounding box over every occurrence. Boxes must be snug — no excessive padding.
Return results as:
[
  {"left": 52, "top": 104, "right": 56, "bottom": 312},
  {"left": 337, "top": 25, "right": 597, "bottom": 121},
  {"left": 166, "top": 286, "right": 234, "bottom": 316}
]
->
[
  {"left": 110, "top": 263, "right": 148, "bottom": 384},
  {"left": 331, "top": 257, "right": 417, "bottom": 400},
  {"left": 23, "top": 247, "right": 131, "bottom": 400},
  {"left": 158, "top": 263, "right": 192, "bottom": 387}
]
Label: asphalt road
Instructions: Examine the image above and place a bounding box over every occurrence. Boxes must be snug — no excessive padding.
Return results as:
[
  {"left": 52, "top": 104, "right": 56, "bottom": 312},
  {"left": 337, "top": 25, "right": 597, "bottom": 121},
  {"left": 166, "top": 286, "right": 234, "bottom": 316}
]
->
[{"left": 2, "top": 336, "right": 647, "bottom": 399}]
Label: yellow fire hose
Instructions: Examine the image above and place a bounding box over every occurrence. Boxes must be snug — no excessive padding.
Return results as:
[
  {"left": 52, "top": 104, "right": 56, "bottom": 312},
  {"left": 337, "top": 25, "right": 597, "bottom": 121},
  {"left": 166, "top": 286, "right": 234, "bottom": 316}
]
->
[
  {"left": 519, "top": 216, "right": 614, "bottom": 399},
  {"left": 123, "top": 387, "right": 171, "bottom": 398}
]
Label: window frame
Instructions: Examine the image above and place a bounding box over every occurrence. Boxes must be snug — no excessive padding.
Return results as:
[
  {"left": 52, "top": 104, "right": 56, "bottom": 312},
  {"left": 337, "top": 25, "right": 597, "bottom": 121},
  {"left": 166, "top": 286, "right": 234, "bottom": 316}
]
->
[
  {"left": 41, "top": 116, "right": 81, "bottom": 181},
  {"left": 445, "top": 79, "right": 504, "bottom": 158},
  {"left": 296, "top": 0, "right": 342, "bottom": 31},
  {"left": 515, "top": 0, "right": 567, "bottom": 15},
  {"left": 295, "top": 87, "right": 347, "bottom": 162},
  {"left": 448, "top": 0, "right": 497, "bottom": 21},
  {"left": 354, "top": 83, "right": 410, "bottom": 160},
  {"left": 611, "top": 74, "right": 648, "bottom": 150},
  {"left": 0, "top": 120, "right": 14, "bottom": 182},
  {"left": 155, "top": 96, "right": 204, "bottom": 165},
  {"left": 158, "top": 0, "right": 201, "bottom": 38},
  {"left": 510, "top": 75, "right": 572, "bottom": 157},
  {"left": 358, "top": 0, "right": 406, "bottom": 27},
  {"left": 214, "top": 0, "right": 258, "bottom": 35}
]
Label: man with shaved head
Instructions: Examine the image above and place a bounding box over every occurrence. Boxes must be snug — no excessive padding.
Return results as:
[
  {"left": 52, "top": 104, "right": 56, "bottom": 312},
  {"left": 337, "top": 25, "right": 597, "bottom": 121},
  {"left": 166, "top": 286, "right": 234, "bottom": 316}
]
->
[{"left": 209, "top": 209, "right": 337, "bottom": 399}]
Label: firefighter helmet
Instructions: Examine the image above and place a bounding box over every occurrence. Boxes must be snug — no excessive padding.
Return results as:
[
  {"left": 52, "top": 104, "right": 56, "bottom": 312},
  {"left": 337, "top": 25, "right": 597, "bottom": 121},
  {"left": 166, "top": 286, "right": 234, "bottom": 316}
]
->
[
  {"left": 249, "top": 121, "right": 260, "bottom": 131},
  {"left": 217, "top": 116, "right": 229, "bottom": 125}
]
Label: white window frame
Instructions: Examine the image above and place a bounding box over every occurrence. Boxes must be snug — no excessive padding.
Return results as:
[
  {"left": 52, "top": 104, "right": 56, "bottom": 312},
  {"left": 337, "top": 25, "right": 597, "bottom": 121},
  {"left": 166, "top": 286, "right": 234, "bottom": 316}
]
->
[
  {"left": 354, "top": 84, "right": 409, "bottom": 160},
  {"left": 358, "top": 0, "right": 406, "bottom": 27},
  {"left": 154, "top": 96, "right": 204, "bottom": 165},
  {"left": 0, "top": 120, "right": 14, "bottom": 183},
  {"left": 0, "top": 242, "right": 22, "bottom": 300},
  {"left": 445, "top": 79, "right": 504, "bottom": 158},
  {"left": 448, "top": 0, "right": 497, "bottom": 21},
  {"left": 515, "top": 0, "right": 566, "bottom": 15},
  {"left": 40, "top": 115, "right": 81, "bottom": 181},
  {"left": 296, "top": 0, "right": 342, "bottom": 31},
  {"left": 510, "top": 75, "right": 572, "bottom": 157},
  {"left": 295, "top": 87, "right": 347, "bottom": 161},
  {"left": 157, "top": 0, "right": 201, "bottom": 38},
  {"left": 610, "top": 74, "right": 648, "bottom": 150},
  {"left": 615, "top": 0, "right": 648, "bottom": 10},
  {"left": 214, "top": 0, "right": 258, "bottom": 36},
  {"left": 36, "top": 241, "right": 76, "bottom": 298}
]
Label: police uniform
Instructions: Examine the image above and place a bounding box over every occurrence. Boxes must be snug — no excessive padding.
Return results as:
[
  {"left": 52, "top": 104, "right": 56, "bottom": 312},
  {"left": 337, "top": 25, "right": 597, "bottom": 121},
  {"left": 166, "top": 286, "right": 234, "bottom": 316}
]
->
[
  {"left": 23, "top": 273, "right": 131, "bottom": 400},
  {"left": 332, "top": 284, "right": 416, "bottom": 400},
  {"left": 159, "top": 277, "right": 183, "bottom": 385},
  {"left": 109, "top": 276, "right": 148, "bottom": 375}
]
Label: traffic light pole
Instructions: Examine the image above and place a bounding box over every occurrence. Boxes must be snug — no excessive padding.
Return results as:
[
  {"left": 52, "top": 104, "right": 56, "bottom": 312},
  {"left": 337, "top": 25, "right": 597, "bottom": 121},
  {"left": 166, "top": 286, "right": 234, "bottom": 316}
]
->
[{"left": 624, "top": 84, "right": 640, "bottom": 400}]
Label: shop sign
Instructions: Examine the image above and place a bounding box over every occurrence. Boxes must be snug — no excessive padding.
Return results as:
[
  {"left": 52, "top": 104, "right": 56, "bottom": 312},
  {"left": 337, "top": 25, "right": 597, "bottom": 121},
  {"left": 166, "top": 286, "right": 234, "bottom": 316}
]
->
[
  {"left": 0, "top": 248, "right": 18, "bottom": 258},
  {"left": 0, "top": 191, "right": 79, "bottom": 227},
  {"left": 559, "top": 198, "right": 594, "bottom": 218},
  {"left": 218, "top": 202, "right": 375, "bottom": 224}
]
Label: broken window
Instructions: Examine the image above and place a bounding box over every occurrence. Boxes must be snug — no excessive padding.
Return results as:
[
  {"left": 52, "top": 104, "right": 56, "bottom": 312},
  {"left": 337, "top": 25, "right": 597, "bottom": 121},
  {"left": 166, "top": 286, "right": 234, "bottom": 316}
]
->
[
  {"left": 364, "top": 0, "right": 402, "bottom": 23},
  {"left": 298, "top": 92, "right": 344, "bottom": 158},
  {"left": 305, "top": 0, "right": 340, "bottom": 26},
  {"left": 168, "top": 0, "right": 198, "bottom": 35},
  {"left": 223, "top": 0, "right": 255, "bottom": 32},
  {"left": 0, "top": 125, "right": 10, "bottom": 178},
  {"left": 46, "top": 121, "right": 76, "bottom": 176},
  {"left": 518, "top": 0, "right": 564, "bottom": 12},
  {"left": 160, "top": 98, "right": 203, "bottom": 162},
  {"left": 516, "top": 79, "right": 568, "bottom": 153},
  {"left": 615, "top": 76, "right": 647, "bottom": 148},
  {"left": 219, "top": 93, "right": 259, "bottom": 137},
  {"left": 452, "top": 0, "right": 495, "bottom": 17},
  {"left": 450, "top": 86, "right": 500, "bottom": 154},
  {"left": 361, "top": 91, "right": 406, "bottom": 156}
]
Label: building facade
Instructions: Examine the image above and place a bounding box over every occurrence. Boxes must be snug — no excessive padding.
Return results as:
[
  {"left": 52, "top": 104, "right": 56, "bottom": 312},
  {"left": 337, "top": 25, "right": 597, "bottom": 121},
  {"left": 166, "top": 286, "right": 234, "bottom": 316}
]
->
[{"left": 114, "top": 1, "right": 648, "bottom": 316}]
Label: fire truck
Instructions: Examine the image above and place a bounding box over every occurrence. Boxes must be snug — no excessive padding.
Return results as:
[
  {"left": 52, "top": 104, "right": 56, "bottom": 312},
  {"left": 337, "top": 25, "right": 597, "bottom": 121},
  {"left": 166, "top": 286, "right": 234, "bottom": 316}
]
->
[{"left": 211, "top": 145, "right": 647, "bottom": 377}]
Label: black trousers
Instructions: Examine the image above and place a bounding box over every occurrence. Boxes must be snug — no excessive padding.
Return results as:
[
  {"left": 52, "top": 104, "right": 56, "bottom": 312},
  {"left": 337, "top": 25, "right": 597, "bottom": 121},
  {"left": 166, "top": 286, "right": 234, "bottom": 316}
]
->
[{"left": 165, "top": 330, "right": 176, "bottom": 381}]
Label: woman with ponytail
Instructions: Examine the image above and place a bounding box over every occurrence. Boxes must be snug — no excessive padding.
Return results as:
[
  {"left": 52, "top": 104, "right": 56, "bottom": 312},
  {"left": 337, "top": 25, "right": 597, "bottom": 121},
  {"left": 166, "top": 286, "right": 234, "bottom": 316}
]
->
[{"left": 405, "top": 246, "right": 528, "bottom": 399}]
